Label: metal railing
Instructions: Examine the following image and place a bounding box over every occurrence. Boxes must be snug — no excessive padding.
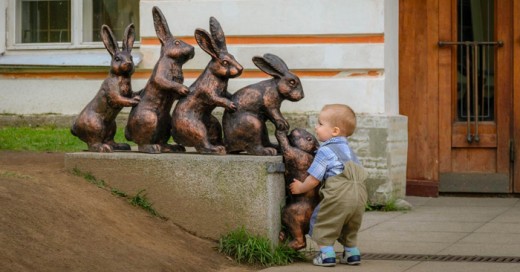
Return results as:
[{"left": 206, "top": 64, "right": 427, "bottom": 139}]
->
[{"left": 438, "top": 40, "right": 503, "bottom": 143}]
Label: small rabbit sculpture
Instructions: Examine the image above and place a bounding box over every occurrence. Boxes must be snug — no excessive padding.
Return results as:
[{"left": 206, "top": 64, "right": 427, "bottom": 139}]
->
[
  {"left": 71, "top": 24, "right": 140, "bottom": 152},
  {"left": 222, "top": 53, "right": 304, "bottom": 155},
  {"left": 171, "top": 17, "right": 243, "bottom": 154},
  {"left": 275, "top": 128, "right": 320, "bottom": 250},
  {"left": 125, "top": 6, "right": 195, "bottom": 154}
]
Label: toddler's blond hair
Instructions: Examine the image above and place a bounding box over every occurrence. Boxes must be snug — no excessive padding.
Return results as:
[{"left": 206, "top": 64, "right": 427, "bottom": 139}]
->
[{"left": 322, "top": 104, "right": 356, "bottom": 137}]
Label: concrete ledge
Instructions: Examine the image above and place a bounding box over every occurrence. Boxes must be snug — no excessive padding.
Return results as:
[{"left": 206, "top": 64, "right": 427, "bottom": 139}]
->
[{"left": 64, "top": 152, "right": 286, "bottom": 243}]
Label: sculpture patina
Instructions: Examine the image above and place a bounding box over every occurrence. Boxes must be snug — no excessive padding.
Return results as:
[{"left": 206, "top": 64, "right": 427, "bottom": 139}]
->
[
  {"left": 275, "top": 128, "right": 320, "bottom": 250},
  {"left": 125, "top": 6, "right": 195, "bottom": 154},
  {"left": 171, "top": 17, "right": 242, "bottom": 154},
  {"left": 222, "top": 53, "right": 304, "bottom": 155},
  {"left": 71, "top": 24, "right": 140, "bottom": 152}
]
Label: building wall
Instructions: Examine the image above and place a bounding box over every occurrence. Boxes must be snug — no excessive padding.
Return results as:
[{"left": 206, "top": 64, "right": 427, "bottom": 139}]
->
[{"left": 0, "top": 0, "right": 407, "bottom": 203}]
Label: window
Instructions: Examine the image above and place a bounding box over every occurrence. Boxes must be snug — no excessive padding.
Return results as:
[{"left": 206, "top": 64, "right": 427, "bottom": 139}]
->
[
  {"left": 10, "top": 0, "right": 140, "bottom": 48},
  {"left": 20, "top": 0, "right": 71, "bottom": 43}
]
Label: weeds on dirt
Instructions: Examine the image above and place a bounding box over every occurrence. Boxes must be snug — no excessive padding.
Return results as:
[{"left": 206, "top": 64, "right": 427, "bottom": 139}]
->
[
  {"left": 72, "top": 168, "right": 106, "bottom": 188},
  {"left": 0, "top": 126, "right": 131, "bottom": 152},
  {"left": 130, "top": 189, "right": 163, "bottom": 218},
  {"left": 71, "top": 167, "right": 165, "bottom": 219},
  {"left": 0, "top": 170, "right": 33, "bottom": 180},
  {"left": 218, "top": 226, "right": 305, "bottom": 267}
]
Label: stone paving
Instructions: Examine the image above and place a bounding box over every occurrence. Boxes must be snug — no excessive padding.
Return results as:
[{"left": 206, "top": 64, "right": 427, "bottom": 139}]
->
[{"left": 261, "top": 196, "right": 520, "bottom": 272}]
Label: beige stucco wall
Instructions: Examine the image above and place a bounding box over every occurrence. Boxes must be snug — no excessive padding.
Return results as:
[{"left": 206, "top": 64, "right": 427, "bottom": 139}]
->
[{"left": 0, "top": 0, "right": 407, "bottom": 203}]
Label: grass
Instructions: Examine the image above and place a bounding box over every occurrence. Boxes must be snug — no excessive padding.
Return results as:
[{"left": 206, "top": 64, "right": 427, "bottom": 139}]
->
[
  {"left": 218, "top": 226, "right": 305, "bottom": 267},
  {"left": 0, "top": 126, "right": 131, "bottom": 152},
  {"left": 0, "top": 170, "right": 33, "bottom": 180},
  {"left": 130, "top": 189, "right": 164, "bottom": 218},
  {"left": 366, "top": 198, "right": 410, "bottom": 212},
  {"left": 71, "top": 167, "right": 164, "bottom": 219}
]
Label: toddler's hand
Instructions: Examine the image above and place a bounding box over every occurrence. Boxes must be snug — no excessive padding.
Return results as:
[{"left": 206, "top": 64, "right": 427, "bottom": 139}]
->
[{"left": 289, "top": 178, "right": 303, "bottom": 194}]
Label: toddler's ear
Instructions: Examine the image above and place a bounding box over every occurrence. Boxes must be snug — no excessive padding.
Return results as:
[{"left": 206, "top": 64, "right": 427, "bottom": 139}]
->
[{"left": 332, "top": 127, "right": 341, "bottom": 136}]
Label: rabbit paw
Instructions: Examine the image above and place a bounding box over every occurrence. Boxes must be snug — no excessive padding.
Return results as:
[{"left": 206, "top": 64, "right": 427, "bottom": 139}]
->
[
  {"left": 178, "top": 85, "right": 190, "bottom": 96},
  {"left": 279, "top": 231, "right": 287, "bottom": 242},
  {"left": 138, "top": 144, "right": 161, "bottom": 154},
  {"left": 161, "top": 144, "right": 186, "bottom": 153},
  {"left": 198, "top": 145, "right": 226, "bottom": 155},
  {"left": 130, "top": 96, "right": 141, "bottom": 106},
  {"left": 275, "top": 119, "right": 289, "bottom": 131},
  {"left": 250, "top": 147, "right": 277, "bottom": 156},
  {"left": 288, "top": 239, "right": 306, "bottom": 251},
  {"left": 89, "top": 143, "right": 113, "bottom": 153},
  {"left": 226, "top": 101, "right": 237, "bottom": 112}
]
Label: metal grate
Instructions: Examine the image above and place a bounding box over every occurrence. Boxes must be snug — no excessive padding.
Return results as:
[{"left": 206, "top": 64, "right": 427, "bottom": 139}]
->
[{"left": 361, "top": 253, "right": 520, "bottom": 263}]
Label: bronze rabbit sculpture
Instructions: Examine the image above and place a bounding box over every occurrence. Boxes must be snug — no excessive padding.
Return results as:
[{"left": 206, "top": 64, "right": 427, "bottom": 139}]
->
[
  {"left": 171, "top": 17, "right": 243, "bottom": 154},
  {"left": 71, "top": 24, "right": 140, "bottom": 152},
  {"left": 275, "top": 128, "right": 320, "bottom": 250},
  {"left": 125, "top": 6, "right": 194, "bottom": 154},
  {"left": 223, "top": 53, "right": 304, "bottom": 155}
]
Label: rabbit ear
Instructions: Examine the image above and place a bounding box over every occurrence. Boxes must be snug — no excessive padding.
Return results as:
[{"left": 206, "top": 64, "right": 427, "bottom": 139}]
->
[
  {"left": 209, "top": 17, "right": 227, "bottom": 52},
  {"left": 195, "top": 28, "right": 219, "bottom": 59},
  {"left": 101, "top": 24, "right": 119, "bottom": 56},
  {"left": 252, "top": 56, "right": 284, "bottom": 78},
  {"left": 122, "top": 23, "right": 135, "bottom": 53},
  {"left": 152, "top": 6, "right": 172, "bottom": 45},
  {"left": 263, "top": 53, "right": 289, "bottom": 74}
]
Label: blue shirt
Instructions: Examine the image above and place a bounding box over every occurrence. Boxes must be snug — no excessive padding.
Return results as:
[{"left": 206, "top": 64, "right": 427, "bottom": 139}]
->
[{"left": 307, "top": 136, "right": 359, "bottom": 182}]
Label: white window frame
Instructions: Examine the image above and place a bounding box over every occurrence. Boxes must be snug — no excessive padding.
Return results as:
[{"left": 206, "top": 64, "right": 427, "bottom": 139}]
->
[{"left": 6, "top": 0, "right": 140, "bottom": 51}]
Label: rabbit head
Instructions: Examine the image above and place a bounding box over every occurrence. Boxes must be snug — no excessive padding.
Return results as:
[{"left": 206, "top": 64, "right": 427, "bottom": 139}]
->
[
  {"left": 101, "top": 24, "right": 135, "bottom": 76},
  {"left": 195, "top": 17, "right": 243, "bottom": 78},
  {"left": 288, "top": 128, "right": 319, "bottom": 155},
  {"left": 152, "top": 6, "right": 195, "bottom": 63},
  {"left": 253, "top": 53, "right": 304, "bottom": 102}
]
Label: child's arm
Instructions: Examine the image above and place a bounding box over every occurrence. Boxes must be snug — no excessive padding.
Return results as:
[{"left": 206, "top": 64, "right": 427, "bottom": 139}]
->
[{"left": 290, "top": 175, "right": 320, "bottom": 195}]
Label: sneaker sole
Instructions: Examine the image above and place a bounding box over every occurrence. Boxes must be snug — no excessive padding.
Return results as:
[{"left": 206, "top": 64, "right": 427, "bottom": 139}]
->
[{"left": 313, "top": 263, "right": 336, "bottom": 267}]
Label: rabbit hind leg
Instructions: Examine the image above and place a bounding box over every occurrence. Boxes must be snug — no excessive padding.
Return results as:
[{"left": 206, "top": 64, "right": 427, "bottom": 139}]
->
[
  {"left": 160, "top": 143, "right": 186, "bottom": 153},
  {"left": 195, "top": 142, "right": 226, "bottom": 155},
  {"left": 88, "top": 143, "right": 113, "bottom": 153},
  {"left": 247, "top": 145, "right": 277, "bottom": 156},
  {"left": 138, "top": 144, "right": 161, "bottom": 154},
  {"left": 107, "top": 141, "right": 131, "bottom": 151}
]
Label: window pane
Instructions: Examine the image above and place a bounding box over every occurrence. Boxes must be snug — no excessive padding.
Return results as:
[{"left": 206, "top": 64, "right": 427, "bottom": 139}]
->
[
  {"left": 84, "top": 0, "right": 140, "bottom": 42},
  {"left": 21, "top": 0, "right": 71, "bottom": 43},
  {"left": 456, "top": 0, "right": 495, "bottom": 122}
]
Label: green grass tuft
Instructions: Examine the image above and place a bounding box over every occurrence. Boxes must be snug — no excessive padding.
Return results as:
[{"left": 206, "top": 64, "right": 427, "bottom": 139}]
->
[
  {"left": 111, "top": 188, "right": 128, "bottom": 198},
  {"left": 130, "top": 189, "right": 163, "bottom": 218},
  {"left": 218, "top": 226, "right": 304, "bottom": 267},
  {"left": 366, "top": 198, "right": 409, "bottom": 212},
  {"left": 0, "top": 170, "right": 33, "bottom": 180},
  {"left": 72, "top": 167, "right": 106, "bottom": 188}
]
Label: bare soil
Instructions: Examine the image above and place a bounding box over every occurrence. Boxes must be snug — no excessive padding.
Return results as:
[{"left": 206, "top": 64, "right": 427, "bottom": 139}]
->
[{"left": 0, "top": 151, "right": 257, "bottom": 272}]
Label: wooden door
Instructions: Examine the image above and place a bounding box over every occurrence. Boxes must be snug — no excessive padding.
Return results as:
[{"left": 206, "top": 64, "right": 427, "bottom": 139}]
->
[{"left": 438, "top": 0, "right": 514, "bottom": 193}]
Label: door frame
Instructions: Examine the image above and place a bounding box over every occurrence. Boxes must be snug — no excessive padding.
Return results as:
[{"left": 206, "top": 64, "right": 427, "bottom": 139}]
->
[{"left": 513, "top": 0, "right": 520, "bottom": 193}]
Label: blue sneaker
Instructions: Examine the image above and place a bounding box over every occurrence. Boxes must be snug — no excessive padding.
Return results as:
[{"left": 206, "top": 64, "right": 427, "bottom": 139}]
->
[
  {"left": 340, "top": 247, "right": 361, "bottom": 265},
  {"left": 313, "top": 252, "right": 336, "bottom": 267}
]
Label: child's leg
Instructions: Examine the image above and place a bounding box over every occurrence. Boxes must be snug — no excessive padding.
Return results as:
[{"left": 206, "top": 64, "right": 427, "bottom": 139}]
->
[{"left": 338, "top": 205, "right": 365, "bottom": 265}]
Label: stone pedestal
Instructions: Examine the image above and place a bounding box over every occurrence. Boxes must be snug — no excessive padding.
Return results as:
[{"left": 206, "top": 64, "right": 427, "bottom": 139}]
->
[{"left": 64, "top": 152, "right": 286, "bottom": 243}]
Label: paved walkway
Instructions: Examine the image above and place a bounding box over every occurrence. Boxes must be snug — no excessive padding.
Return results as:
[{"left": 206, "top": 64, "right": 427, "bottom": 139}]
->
[{"left": 261, "top": 196, "right": 520, "bottom": 272}]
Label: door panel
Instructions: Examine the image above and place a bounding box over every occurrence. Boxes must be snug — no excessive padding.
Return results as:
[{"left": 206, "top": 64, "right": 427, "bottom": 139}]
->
[{"left": 438, "top": 0, "right": 513, "bottom": 192}]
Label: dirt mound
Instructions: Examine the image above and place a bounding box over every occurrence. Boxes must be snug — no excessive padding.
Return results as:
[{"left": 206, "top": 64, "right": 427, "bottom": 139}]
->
[{"left": 0, "top": 151, "right": 256, "bottom": 272}]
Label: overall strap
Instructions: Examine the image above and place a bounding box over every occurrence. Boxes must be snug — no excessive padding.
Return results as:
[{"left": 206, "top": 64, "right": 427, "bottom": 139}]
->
[{"left": 326, "top": 142, "right": 359, "bottom": 164}]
